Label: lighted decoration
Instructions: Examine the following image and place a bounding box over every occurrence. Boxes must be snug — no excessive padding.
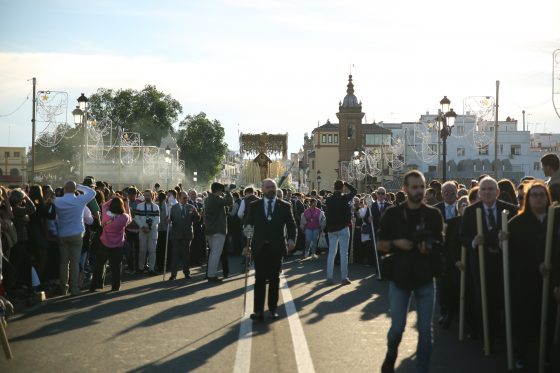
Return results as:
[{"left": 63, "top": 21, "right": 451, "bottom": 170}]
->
[
  {"left": 36, "top": 90, "right": 71, "bottom": 147},
  {"left": 553, "top": 49, "right": 560, "bottom": 120}
]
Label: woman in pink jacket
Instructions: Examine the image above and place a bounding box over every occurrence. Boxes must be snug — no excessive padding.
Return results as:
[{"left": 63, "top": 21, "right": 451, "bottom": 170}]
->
[{"left": 90, "top": 196, "right": 131, "bottom": 292}]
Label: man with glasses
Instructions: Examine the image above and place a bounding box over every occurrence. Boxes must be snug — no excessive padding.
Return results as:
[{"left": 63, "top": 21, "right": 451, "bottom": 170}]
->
[{"left": 378, "top": 170, "right": 444, "bottom": 373}]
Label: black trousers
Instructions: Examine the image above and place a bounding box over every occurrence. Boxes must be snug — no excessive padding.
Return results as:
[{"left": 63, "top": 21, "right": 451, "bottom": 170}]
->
[
  {"left": 171, "top": 238, "right": 191, "bottom": 276},
  {"left": 91, "top": 245, "right": 123, "bottom": 291},
  {"left": 253, "top": 250, "right": 282, "bottom": 314},
  {"left": 156, "top": 230, "right": 167, "bottom": 271}
]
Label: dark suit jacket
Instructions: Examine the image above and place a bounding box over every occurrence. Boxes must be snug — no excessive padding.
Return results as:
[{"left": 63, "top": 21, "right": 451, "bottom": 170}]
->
[
  {"left": 169, "top": 203, "right": 198, "bottom": 241},
  {"left": 435, "top": 202, "right": 458, "bottom": 223},
  {"left": 246, "top": 198, "right": 297, "bottom": 258},
  {"left": 460, "top": 199, "right": 517, "bottom": 252}
]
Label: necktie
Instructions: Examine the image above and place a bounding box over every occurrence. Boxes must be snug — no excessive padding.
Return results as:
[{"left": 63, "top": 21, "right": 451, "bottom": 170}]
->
[
  {"left": 267, "top": 199, "right": 273, "bottom": 221},
  {"left": 380, "top": 202, "right": 384, "bottom": 211},
  {"left": 487, "top": 208, "right": 496, "bottom": 230},
  {"left": 181, "top": 205, "right": 185, "bottom": 219},
  {"left": 447, "top": 205, "right": 454, "bottom": 220}
]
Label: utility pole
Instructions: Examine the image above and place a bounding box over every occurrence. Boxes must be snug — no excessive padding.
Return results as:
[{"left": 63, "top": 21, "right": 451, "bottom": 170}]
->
[
  {"left": 494, "top": 80, "right": 500, "bottom": 179},
  {"left": 31, "top": 77, "right": 36, "bottom": 184}
]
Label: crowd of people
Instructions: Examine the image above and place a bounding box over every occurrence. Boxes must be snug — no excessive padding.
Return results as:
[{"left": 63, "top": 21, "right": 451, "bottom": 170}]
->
[{"left": 2, "top": 153, "right": 560, "bottom": 372}]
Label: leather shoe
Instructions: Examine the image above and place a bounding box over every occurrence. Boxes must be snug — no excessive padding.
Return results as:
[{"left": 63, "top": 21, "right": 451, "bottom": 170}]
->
[
  {"left": 168, "top": 276, "right": 177, "bottom": 281},
  {"left": 207, "top": 277, "right": 222, "bottom": 283},
  {"left": 184, "top": 274, "right": 191, "bottom": 280},
  {"left": 250, "top": 312, "right": 264, "bottom": 322},
  {"left": 269, "top": 311, "right": 280, "bottom": 320}
]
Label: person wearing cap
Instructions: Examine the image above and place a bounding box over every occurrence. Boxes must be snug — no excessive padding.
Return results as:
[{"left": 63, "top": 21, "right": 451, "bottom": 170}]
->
[{"left": 203, "top": 182, "right": 233, "bottom": 282}]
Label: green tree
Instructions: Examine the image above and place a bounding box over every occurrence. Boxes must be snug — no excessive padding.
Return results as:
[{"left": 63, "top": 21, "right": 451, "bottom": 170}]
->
[
  {"left": 88, "top": 85, "right": 182, "bottom": 145},
  {"left": 177, "top": 112, "right": 228, "bottom": 185}
]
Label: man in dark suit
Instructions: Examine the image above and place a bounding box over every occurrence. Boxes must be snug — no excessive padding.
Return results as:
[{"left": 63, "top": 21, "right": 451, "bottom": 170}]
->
[
  {"left": 460, "top": 176, "right": 517, "bottom": 349},
  {"left": 434, "top": 181, "right": 458, "bottom": 327},
  {"left": 244, "top": 178, "right": 297, "bottom": 321},
  {"left": 168, "top": 192, "right": 199, "bottom": 280}
]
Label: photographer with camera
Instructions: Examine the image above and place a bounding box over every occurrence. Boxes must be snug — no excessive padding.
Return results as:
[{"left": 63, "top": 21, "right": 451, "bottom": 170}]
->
[
  {"left": 378, "top": 170, "right": 443, "bottom": 373},
  {"left": 134, "top": 190, "right": 160, "bottom": 275},
  {"left": 204, "top": 182, "right": 234, "bottom": 282}
]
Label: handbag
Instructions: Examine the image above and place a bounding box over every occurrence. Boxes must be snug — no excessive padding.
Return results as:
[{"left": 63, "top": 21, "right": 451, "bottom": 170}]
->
[{"left": 317, "top": 232, "right": 328, "bottom": 249}]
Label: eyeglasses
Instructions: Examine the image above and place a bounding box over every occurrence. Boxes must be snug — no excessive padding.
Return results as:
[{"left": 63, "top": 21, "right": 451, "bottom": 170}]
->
[{"left": 377, "top": 192, "right": 385, "bottom": 195}]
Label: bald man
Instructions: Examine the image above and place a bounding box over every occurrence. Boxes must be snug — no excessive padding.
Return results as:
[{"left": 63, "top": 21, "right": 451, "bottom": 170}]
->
[
  {"left": 460, "top": 177, "right": 517, "bottom": 350},
  {"left": 54, "top": 181, "right": 96, "bottom": 296}
]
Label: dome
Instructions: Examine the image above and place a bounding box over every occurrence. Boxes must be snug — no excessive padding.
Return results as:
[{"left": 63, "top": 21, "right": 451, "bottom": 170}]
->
[{"left": 341, "top": 74, "right": 360, "bottom": 108}]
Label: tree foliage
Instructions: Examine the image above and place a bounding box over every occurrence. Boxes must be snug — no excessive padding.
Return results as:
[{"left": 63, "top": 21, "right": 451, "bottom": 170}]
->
[
  {"left": 177, "top": 112, "right": 228, "bottom": 185},
  {"left": 88, "top": 85, "right": 182, "bottom": 145}
]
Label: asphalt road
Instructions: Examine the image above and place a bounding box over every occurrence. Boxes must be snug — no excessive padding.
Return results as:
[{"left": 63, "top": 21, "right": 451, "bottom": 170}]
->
[{"left": 0, "top": 255, "right": 531, "bottom": 373}]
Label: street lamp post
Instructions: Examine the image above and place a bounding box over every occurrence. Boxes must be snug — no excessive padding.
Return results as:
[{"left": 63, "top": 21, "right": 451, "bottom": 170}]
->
[
  {"left": 435, "top": 96, "right": 457, "bottom": 182},
  {"left": 165, "top": 146, "right": 171, "bottom": 190},
  {"left": 72, "top": 93, "right": 89, "bottom": 180},
  {"left": 316, "top": 169, "right": 322, "bottom": 191}
]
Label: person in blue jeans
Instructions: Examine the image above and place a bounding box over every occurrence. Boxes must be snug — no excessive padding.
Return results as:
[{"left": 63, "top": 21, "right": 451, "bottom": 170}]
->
[
  {"left": 378, "top": 170, "right": 444, "bottom": 373},
  {"left": 324, "top": 180, "right": 356, "bottom": 285}
]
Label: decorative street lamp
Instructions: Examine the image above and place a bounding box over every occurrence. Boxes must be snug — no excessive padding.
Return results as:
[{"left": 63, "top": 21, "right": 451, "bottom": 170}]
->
[
  {"left": 316, "top": 169, "right": 322, "bottom": 191},
  {"left": 72, "top": 93, "right": 90, "bottom": 180},
  {"left": 436, "top": 96, "right": 457, "bottom": 182},
  {"left": 193, "top": 171, "right": 198, "bottom": 184}
]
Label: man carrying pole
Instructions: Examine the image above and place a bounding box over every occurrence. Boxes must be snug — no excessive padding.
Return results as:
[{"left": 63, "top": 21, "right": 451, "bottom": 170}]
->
[{"left": 460, "top": 176, "right": 517, "bottom": 355}]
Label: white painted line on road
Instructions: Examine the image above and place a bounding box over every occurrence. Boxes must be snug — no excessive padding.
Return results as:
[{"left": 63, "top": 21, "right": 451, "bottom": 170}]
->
[
  {"left": 280, "top": 272, "right": 316, "bottom": 373},
  {"left": 233, "top": 270, "right": 254, "bottom": 373}
]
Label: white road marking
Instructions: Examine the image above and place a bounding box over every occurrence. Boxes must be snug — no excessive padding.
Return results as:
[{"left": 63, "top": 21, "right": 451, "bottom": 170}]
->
[
  {"left": 233, "top": 270, "right": 254, "bottom": 373},
  {"left": 280, "top": 272, "right": 316, "bottom": 373}
]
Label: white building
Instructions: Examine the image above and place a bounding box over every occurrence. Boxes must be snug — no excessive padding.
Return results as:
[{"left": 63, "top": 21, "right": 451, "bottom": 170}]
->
[{"left": 379, "top": 113, "right": 546, "bottom": 183}]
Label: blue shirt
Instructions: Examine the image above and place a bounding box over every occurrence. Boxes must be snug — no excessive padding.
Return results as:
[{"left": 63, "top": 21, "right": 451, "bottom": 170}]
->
[{"left": 54, "top": 184, "right": 96, "bottom": 238}]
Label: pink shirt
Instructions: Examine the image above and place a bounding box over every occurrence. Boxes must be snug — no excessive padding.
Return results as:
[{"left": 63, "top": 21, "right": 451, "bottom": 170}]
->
[
  {"left": 304, "top": 208, "right": 321, "bottom": 230},
  {"left": 100, "top": 199, "right": 131, "bottom": 248}
]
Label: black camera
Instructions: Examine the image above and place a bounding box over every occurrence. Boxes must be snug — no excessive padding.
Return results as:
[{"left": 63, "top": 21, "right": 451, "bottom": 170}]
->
[
  {"left": 146, "top": 218, "right": 153, "bottom": 230},
  {"left": 413, "top": 228, "right": 433, "bottom": 250}
]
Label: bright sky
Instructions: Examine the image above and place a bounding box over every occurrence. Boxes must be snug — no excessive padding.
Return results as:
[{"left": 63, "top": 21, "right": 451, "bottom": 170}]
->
[{"left": 1, "top": 0, "right": 559, "bottom": 154}]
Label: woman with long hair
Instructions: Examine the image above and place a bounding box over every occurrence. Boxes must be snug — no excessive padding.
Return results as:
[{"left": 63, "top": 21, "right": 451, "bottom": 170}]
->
[
  {"left": 300, "top": 198, "right": 325, "bottom": 259},
  {"left": 90, "top": 196, "right": 130, "bottom": 292},
  {"left": 508, "top": 181, "right": 557, "bottom": 370}
]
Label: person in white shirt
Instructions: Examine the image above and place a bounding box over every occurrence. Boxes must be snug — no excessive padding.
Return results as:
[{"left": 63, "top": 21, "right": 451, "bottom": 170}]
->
[
  {"left": 54, "top": 181, "right": 96, "bottom": 296},
  {"left": 134, "top": 190, "right": 160, "bottom": 275}
]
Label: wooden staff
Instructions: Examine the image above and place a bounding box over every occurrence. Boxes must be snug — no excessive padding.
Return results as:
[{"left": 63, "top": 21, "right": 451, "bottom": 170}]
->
[
  {"left": 459, "top": 245, "right": 466, "bottom": 341},
  {"left": 476, "top": 208, "right": 491, "bottom": 356},
  {"left": 0, "top": 316, "right": 12, "bottom": 359},
  {"left": 349, "top": 214, "right": 356, "bottom": 265},
  {"left": 162, "top": 201, "right": 172, "bottom": 281},
  {"left": 243, "top": 228, "right": 254, "bottom": 316},
  {"left": 539, "top": 205, "right": 555, "bottom": 373},
  {"left": 501, "top": 210, "right": 513, "bottom": 370}
]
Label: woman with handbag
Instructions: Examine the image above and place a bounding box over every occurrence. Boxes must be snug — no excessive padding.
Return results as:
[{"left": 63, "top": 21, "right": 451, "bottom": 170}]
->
[
  {"left": 90, "top": 196, "right": 131, "bottom": 292},
  {"left": 300, "top": 199, "right": 325, "bottom": 259}
]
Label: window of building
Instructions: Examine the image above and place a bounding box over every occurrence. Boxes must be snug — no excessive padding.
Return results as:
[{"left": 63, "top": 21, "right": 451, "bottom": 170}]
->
[
  {"left": 4, "top": 152, "right": 9, "bottom": 158},
  {"left": 334, "top": 134, "right": 338, "bottom": 144},
  {"left": 311, "top": 160, "right": 315, "bottom": 169},
  {"left": 479, "top": 145, "right": 489, "bottom": 155},
  {"left": 13, "top": 152, "right": 20, "bottom": 158},
  {"left": 328, "top": 134, "right": 333, "bottom": 143},
  {"left": 365, "top": 134, "right": 389, "bottom": 146},
  {"left": 500, "top": 144, "right": 503, "bottom": 154},
  {"left": 10, "top": 168, "right": 19, "bottom": 176},
  {"left": 455, "top": 126, "right": 464, "bottom": 136},
  {"left": 428, "top": 144, "right": 437, "bottom": 154},
  {"left": 457, "top": 147, "right": 465, "bottom": 157},
  {"left": 0, "top": 169, "right": 3, "bottom": 176},
  {"left": 321, "top": 134, "right": 327, "bottom": 143},
  {"left": 534, "top": 162, "right": 541, "bottom": 171},
  {"left": 511, "top": 145, "right": 521, "bottom": 156}
]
